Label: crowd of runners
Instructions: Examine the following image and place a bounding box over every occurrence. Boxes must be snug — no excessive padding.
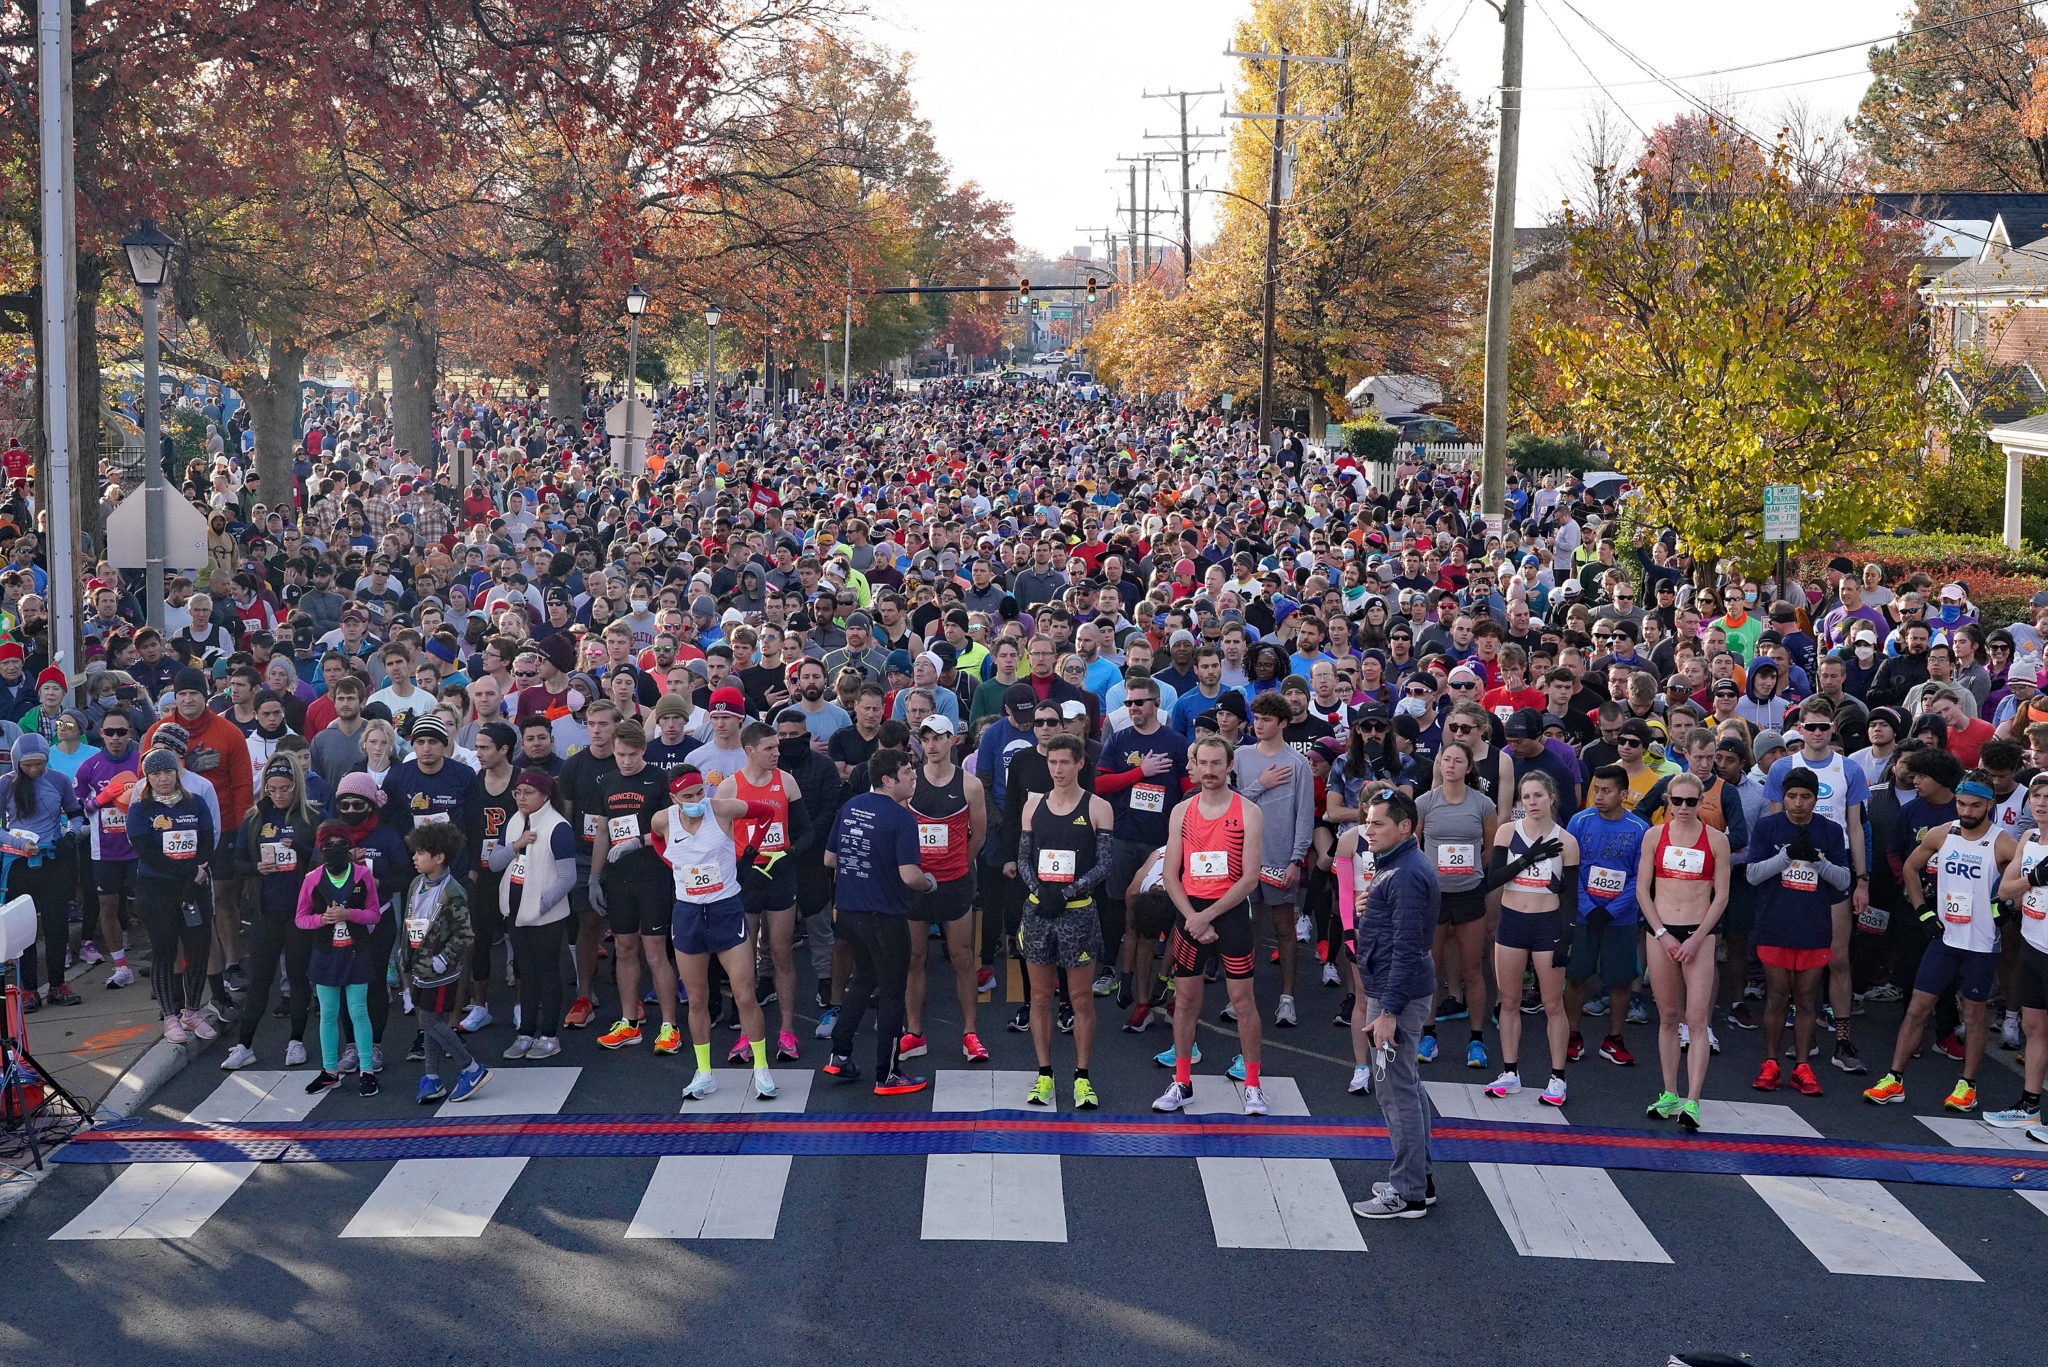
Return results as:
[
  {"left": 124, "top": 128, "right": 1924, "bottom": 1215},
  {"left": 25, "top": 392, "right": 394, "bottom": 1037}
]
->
[{"left": 10, "top": 367, "right": 2048, "bottom": 1221}]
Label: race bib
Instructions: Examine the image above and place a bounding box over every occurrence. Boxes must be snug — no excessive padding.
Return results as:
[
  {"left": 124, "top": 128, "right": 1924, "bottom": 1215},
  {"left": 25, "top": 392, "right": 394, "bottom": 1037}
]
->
[
  {"left": 1038, "top": 848, "right": 1076, "bottom": 882},
  {"left": 682, "top": 864, "right": 724, "bottom": 897},
  {"left": 581, "top": 813, "right": 600, "bottom": 839},
  {"left": 1131, "top": 784, "right": 1165, "bottom": 813},
  {"left": 1493, "top": 705, "right": 1515, "bottom": 722},
  {"left": 918, "top": 822, "right": 949, "bottom": 850},
  {"left": 1587, "top": 865, "right": 1626, "bottom": 899},
  {"left": 481, "top": 838, "right": 499, "bottom": 866},
  {"left": 416, "top": 811, "right": 450, "bottom": 826},
  {"left": 1436, "top": 843, "right": 1475, "bottom": 878},
  {"left": 758, "top": 820, "right": 786, "bottom": 851},
  {"left": 1260, "top": 864, "right": 1290, "bottom": 888},
  {"left": 1511, "top": 857, "right": 1557, "bottom": 891},
  {"left": 405, "top": 911, "right": 430, "bottom": 948},
  {"left": 608, "top": 815, "right": 640, "bottom": 845},
  {"left": 264, "top": 842, "right": 297, "bottom": 871},
  {"left": 330, "top": 920, "right": 353, "bottom": 948},
  {"left": 508, "top": 853, "right": 528, "bottom": 885},
  {"left": 1661, "top": 845, "right": 1706, "bottom": 878},
  {"left": 100, "top": 808, "right": 125, "bottom": 834},
  {"left": 1941, "top": 886, "right": 1972, "bottom": 925},
  {"left": 1189, "top": 850, "right": 1229, "bottom": 880},
  {"left": 163, "top": 829, "right": 198, "bottom": 859},
  {"left": 1857, "top": 905, "right": 1891, "bottom": 935},
  {"left": 1780, "top": 860, "right": 1819, "bottom": 892},
  {"left": 2023, "top": 849, "right": 2048, "bottom": 919}
]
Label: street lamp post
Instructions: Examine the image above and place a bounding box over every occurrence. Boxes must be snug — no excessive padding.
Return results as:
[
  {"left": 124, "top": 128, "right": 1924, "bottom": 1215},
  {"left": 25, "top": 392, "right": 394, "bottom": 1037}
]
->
[
  {"left": 121, "top": 219, "right": 176, "bottom": 631},
  {"left": 704, "top": 305, "right": 721, "bottom": 453},
  {"left": 623, "top": 283, "right": 647, "bottom": 476}
]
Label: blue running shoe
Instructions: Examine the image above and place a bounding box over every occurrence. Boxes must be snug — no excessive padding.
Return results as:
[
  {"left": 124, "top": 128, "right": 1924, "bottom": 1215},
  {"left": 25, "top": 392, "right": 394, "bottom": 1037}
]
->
[
  {"left": 448, "top": 1062, "right": 492, "bottom": 1103},
  {"left": 1226, "top": 1053, "right": 1246, "bottom": 1082},
  {"left": 1466, "top": 1038, "right": 1488, "bottom": 1069},
  {"left": 1154, "top": 1043, "right": 1201, "bottom": 1068},
  {"left": 814, "top": 1005, "right": 840, "bottom": 1040},
  {"left": 1418, "top": 1033, "right": 1439, "bottom": 1064},
  {"left": 416, "top": 1074, "right": 448, "bottom": 1105}
]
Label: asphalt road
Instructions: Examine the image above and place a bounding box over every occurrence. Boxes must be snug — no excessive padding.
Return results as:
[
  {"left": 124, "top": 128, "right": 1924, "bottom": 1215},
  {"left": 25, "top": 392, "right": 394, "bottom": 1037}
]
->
[{"left": 3, "top": 942, "right": 2041, "bottom": 1367}]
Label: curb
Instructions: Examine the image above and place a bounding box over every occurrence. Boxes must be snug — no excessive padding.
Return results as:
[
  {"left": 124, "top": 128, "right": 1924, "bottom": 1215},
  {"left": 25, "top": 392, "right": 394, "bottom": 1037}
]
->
[{"left": 0, "top": 1031, "right": 209, "bottom": 1224}]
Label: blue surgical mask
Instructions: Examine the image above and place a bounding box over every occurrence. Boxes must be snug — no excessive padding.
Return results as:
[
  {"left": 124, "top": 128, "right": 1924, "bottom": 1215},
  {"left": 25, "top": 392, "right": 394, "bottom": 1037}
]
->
[{"left": 681, "top": 800, "right": 709, "bottom": 819}]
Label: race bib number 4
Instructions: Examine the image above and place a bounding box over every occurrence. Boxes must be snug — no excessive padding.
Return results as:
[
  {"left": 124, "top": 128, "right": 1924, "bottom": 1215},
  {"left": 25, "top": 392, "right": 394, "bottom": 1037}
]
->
[
  {"left": 1130, "top": 784, "right": 1165, "bottom": 813},
  {"left": 1188, "top": 850, "right": 1229, "bottom": 880},
  {"left": 1436, "top": 843, "right": 1475, "bottom": 878},
  {"left": 1661, "top": 845, "right": 1706, "bottom": 877},
  {"left": 918, "top": 823, "right": 949, "bottom": 850},
  {"left": 163, "top": 829, "right": 198, "bottom": 859},
  {"left": 1038, "top": 848, "right": 1076, "bottom": 882},
  {"left": 1587, "top": 865, "right": 1626, "bottom": 899},
  {"left": 608, "top": 815, "right": 640, "bottom": 845}
]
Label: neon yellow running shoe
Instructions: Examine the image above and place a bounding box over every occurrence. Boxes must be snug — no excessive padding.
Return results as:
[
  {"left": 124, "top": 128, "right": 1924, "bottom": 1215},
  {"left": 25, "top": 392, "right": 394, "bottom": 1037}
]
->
[
  {"left": 1072, "top": 1077, "right": 1100, "bottom": 1110},
  {"left": 1646, "top": 1091, "right": 1681, "bottom": 1119},
  {"left": 1026, "top": 1074, "right": 1055, "bottom": 1106}
]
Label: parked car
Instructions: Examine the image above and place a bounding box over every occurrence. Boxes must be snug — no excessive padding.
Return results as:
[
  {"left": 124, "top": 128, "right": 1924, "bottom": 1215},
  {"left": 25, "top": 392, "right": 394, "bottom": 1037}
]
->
[
  {"left": 1066, "top": 370, "right": 1099, "bottom": 399},
  {"left": 1383, "top": 413, "right": 1465, "bottom": 444}
]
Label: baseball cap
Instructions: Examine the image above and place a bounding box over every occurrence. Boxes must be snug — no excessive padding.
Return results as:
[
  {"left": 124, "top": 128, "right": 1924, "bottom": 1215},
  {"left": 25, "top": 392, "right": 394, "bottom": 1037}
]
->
[
  {"left": 1503, "top": 707, "right": 1545, "bottom": 740},
  {"left": 1059, "top": 699, "right": 1088, "bottom": 721},
  {"left": 1712, "top": 679, "right": 1740, "bottom": 697},
  {"left": 1004, "top": 683, "right": 1038, "bottom": 715},
  {"left": 1754, "top": 728, "right": 1787, "bottom": 755},
  {"left": 918, "top": 714, "right": 958, "bottom": 736}
]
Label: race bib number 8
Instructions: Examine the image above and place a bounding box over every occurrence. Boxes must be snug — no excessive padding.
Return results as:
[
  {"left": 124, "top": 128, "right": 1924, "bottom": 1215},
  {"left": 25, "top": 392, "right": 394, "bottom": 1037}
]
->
[{"left": 1038, "top": 848, "right": 1076, "bottom": 882}]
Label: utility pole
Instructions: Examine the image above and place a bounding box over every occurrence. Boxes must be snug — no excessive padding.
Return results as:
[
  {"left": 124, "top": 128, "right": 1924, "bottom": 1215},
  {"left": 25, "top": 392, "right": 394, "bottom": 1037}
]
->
[
  {"left": 1144, "top": 88, "right": 1223, "bottom": 288},
  {"left": 1479, "top": 0, "right": 1525, "bottom": 520},
  {"left": 1126, "top": 163, "right": 1139, "bottom": 295},
  {"left": 1225, "top": 47, "right": 1342, "bottom": 448},
  {"left": 1114, "top": 155, "right": 1180, "bottom": 291}
]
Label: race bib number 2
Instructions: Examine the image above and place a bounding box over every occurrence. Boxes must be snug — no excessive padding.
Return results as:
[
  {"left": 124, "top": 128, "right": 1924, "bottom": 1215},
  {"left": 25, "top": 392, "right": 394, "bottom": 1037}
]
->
[{"left": 1188, "top": 850, "right": 1229, "bottom": 880}]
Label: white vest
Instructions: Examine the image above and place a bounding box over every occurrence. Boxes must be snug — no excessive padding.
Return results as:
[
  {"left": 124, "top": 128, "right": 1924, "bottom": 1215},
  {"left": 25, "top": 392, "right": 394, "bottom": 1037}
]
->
[
  {"left": 500, "top": 803, "right": 572, "bottom": 927},
  {"left": 1933, "top": 823, "right": 1999, "bottom": 954}
]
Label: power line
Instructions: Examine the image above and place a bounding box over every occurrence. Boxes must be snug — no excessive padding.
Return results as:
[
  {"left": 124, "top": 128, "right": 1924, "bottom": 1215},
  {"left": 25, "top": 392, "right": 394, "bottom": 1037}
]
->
[{"left": 1523, "top": 0, "right": 2044, "bottom": 93}]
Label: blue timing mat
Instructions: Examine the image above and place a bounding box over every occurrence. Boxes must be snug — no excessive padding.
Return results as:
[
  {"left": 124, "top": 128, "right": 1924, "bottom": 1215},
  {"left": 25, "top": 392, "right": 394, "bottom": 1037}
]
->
[{"left": 49, "top": 1110, "right": 2048, "bottom": 1191}]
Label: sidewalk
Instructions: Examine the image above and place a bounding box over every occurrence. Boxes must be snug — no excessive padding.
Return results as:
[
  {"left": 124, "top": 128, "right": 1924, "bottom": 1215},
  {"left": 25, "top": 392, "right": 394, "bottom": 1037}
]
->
[{"left": 17, "top": 957, "right": 184, "bottom": 1109}]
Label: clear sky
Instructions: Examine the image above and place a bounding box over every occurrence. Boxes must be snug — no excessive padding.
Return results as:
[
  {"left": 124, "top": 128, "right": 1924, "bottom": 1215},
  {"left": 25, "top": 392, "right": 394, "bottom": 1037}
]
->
[{"left": 860, "top": 0, "right": 1908, "bottom": 260}]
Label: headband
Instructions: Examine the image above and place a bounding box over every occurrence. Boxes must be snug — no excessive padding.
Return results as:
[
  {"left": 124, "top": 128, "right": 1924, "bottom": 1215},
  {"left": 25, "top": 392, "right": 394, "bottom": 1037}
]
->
[{"left": 1956, "top": 780, "right": 1995, "bottom": 800}]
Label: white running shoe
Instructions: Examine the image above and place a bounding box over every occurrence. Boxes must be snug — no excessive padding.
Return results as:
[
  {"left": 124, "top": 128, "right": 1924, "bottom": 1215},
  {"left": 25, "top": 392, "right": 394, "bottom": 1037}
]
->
[
  {"left": 503, "top": 1035, "right": 533, "bottom": 1060},
  {"left": 1153, "top": 1080, "right": 1193, "bottom": 1112},
  {"left": 284, "top": 1040, "right": 308, "bottom": 1066},
  {"left": 1220, "top": 1000, "right": 1237, "bottom": 1023},
  {"left": 683, "top": 1070, "right": 719, "bottom": 1100},
  {"left": 525, "top": 1036, "right": 562, "bottom": 1059},
  {"left": 1295, "top": 912, "right": 1313, "bottom": 942},
  {"left": 752, "top": 1068, "right": 779, "bottom": 1100},
  {"left": 1322, "top": 962, "right": 1341, "bottom": 987},
  {"left": 1348, "top": 1065, "right": 1373, "bottom": 1095},
  {"left": 338, "top": 1044, "right": 360, "bottom": 1073},
  {"left": 1274, "top": 995, "right": 1297, "bottom": 1027},
  {"left": 105, "top": 964, "right": 135, "bottom": 989},
  {"left": 1539, "top": 1075, "right": 1568, "bottom": 1107},
  {"left": 1707, "top": 1027, "right": 1721, "bottom": 1055},
  {"left": 1241, "top": 1084, "right": 1269, "bottom": 1116},
  {"left": 1484, "top": 1069, "right": 1521, "bottom": 1098},
  {"left": 220, "top": 1044, "right": 256, "bottom": 1071},
  {"left": 1678, "top": 1023, "right": 1690, "bottom": 1050},
  {"left": 2004, "top": 1011, "right": 2024, "bottom": 1051},
  {"left": 458, "top": 1005, "right": 492, "bottom": 1034}
]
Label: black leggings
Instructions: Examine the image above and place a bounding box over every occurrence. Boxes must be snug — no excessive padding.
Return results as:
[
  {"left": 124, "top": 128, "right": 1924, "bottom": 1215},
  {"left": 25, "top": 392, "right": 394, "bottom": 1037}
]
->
[
  {"left": 509, "top": 919, "right": 567, "bottom": 1038},
  {"left": 136, "top": 874, "right": 209, "bottom": 1017},
  {"left": 830, "top": 910, "right": 912, "bottom": 1076},
  {"left": 239, "top": 905, "right": 313, "bottom": 1048},
  {"left": 362, "top": 909, "right": 398, "bottom": 1043},
  {"left": 470, "top": 876, "right": 505, "bottom": 984},
  {"left": 13, "top": 848, "right": 75, "bottom": 993}
]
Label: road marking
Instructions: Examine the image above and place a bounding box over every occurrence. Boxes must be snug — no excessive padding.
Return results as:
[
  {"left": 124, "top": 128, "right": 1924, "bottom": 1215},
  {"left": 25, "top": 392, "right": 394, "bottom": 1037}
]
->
[
  {"left": 340, "top": 1068, "right": 579, "bottom": 1239},
  {"left": 1182, "top": 1075, "right": 1366, "bottom": 1252},
  {"left": 1916, "top": 1114, "right": 2048, "bottom": 1219},
  {"left": 1426, "top": 1081, "right": 1670, "bottom": 1263},
  {"left": 52, "top": 1071, "right": 325, "bottom": 1241},
  {"left": 1702, "top": 1101, "right": 1979, "bottom": 1281},
  {"left": 625, "top": 1070, "right": 813, "bottom": 1240},
  {"left": 920, "top": 1070, "right": 1067, "bottom": 1242}
]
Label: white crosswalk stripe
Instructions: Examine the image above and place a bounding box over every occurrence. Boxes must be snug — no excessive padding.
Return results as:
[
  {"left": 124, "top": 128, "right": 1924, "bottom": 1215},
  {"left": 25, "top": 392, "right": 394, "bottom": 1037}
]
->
[
  {"left": 1183, "top": 1076, "right": 1366, "bottom": 1252},
  {"left": 1917, "top": 1114, "right": 2048, "bottom": 1219},
  {"left": 341, "top": 1068, "right": 580, "bottom": 1238},
  {"left": 1702, "top": 1101, "right": 1979, "bottom": 1281},
  {"left": 51, "top": 1070, "right": 326, "bottom": 1241},
  {"left": 921, "top": 1070, "right": 1067, "bottom": 1242},
  {"left": 1425, "top": 1080, "right": 1672, "bottom": 1263},
  {"left": 625, "top": 1069, "right": 813, "bottom": 1240}
]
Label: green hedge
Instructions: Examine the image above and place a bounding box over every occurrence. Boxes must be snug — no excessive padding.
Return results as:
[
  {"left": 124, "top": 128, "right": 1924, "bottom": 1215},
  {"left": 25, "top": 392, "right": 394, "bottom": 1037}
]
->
[
  {"left": 1506, "top": 431, "right": 1601, "bottom": 476},
  {"left": 1341, "top": 421, "right": 1401, "bottom": 463}
]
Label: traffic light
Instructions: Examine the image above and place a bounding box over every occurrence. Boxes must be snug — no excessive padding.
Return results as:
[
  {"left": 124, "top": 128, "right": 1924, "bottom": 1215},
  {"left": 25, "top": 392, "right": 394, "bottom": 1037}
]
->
[
  {"left": 908, "top": 276, "right": 920, "bottom": 305},
  {"left": 1018, "top": 279, "right": 1031, "bottom": 306},
  {"left": 1086, "top": 276, "right": 1098, "bottom": 303}
]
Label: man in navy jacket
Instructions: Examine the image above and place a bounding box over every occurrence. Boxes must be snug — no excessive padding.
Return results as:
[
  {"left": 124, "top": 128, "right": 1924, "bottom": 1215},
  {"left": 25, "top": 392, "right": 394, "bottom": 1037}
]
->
[{"left": 1353, "top": 788, "right": 1441, "bottom": 1220}]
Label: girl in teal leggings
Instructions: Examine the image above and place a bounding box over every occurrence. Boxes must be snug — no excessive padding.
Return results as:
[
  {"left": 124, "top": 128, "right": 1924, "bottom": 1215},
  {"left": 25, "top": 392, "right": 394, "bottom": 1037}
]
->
[{"left": 296, "top": 823, "right": 385, "bottom": 1096}]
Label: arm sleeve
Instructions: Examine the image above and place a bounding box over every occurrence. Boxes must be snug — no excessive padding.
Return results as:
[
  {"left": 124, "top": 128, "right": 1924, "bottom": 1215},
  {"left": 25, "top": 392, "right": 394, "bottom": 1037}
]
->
[
  {"left": 1071, "top": 829, "right": 1115, "bottom": 897},
  {"left": 538, "top": 856, "right": 577, "bottom": 922},
  {"left": 1016, "top": 830, "right": 1041, "bottom": 895},
  {"left": 1334, "top": 857, "right": 1356, "bottom": 931},
  {"left": 1093, "top": 765, "right": 1144, "bottom": 796},
  {"left": 1748, "top": 845, "right": 1791, "bottom": 885},
  {"left": 1481, "top": 843, "right": 1529, "bottom": 892},
  {"left": 1556, "top": 873, "right": 1579, "bottom": 923},
  {"left": 1814, "top": 855, "right": 1853, "bottom": 892}
]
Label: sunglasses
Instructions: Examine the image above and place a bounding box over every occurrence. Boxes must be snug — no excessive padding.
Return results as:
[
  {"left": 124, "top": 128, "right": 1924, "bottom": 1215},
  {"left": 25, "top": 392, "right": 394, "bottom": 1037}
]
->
[
  {"left": 337, "top": 799, "right": 374, "bottom": 812},
  {"left": 1800, "top": 721, "right": 1832, "bottom": 731},
  {"left": 1033, "top": 718, "right": 1061, "bottom": 727},
  {"left": 1666, "top": 795, "right": 1700, "bottom": 808},
  {"left": 1616, "top": 738, "right": 1644, "bottom": 748},
  {"left": 100, "top": 726, "right": 130, "bottom": 737},
  {"left": 1446, "top": 723, "right": 1477, "bottom": 735},
  {"left": 1449, "top": 681, "right": 1476, "bottom": 690}
]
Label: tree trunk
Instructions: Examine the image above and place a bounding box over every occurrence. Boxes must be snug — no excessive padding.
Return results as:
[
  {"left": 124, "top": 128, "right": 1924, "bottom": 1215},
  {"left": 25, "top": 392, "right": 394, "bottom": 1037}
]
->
[
  {"left": 245, "top": 342, "right": 306, "bottom": 513},
  {"left": 387, "top": 308, "right": 438, "bottom": 464},
  {"left": 74, "top": 255, "right": 104, "bottom": 561},
  {"left": 1308, "top": 390, "right": 1329, "bottom": 445},
  {"left": 545, "top": 332, "right": 580, "bottom": 423}
]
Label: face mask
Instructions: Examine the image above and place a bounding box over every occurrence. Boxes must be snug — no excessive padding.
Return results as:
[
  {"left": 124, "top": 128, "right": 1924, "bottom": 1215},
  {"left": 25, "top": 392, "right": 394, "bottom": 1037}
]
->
[
  {"left": 680, "top": 799, "right": 709, "bottom": 819},
  {"left": 1397, "top": 696, "right": 1429, "bottom": 719},
  {"left": 632, "top": 599, "right": 649, "bottom": 614},
  {"left": 1744, "top": 591, "right": 1757, "bottom": 604},
  {"left": 1855, "top": 642, "right": 1875, "bottom": 659},
  {"left": 778, "top": 736, "right": 811, "bottom": 768},
  {"left": 1938, "top": 604, "right": 1959, "bottom": 623},
  {"left": 322, "top": 843, "right": 351, "bottom": 873}
]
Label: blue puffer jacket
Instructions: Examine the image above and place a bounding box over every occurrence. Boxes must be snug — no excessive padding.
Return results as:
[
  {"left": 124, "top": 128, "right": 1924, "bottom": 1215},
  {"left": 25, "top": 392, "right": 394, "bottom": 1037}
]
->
[{"left": 1354, "top": 837, "right": 1439, "bottom": 1019}]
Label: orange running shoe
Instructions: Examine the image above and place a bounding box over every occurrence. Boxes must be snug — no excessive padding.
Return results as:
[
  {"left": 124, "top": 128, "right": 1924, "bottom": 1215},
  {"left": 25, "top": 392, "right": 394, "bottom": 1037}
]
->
[{"left": 1862, "top": 1073, "right": 1906, "bottom": 1105}]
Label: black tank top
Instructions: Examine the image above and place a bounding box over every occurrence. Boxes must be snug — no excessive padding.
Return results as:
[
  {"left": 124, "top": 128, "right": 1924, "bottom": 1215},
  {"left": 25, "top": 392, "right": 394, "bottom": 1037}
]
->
[
  {"left": 477, "top": 769, "right": 517, "bottom": 885},
  {"left": 1029, "top": 789, "right": 1098, "bottom": 902}
]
